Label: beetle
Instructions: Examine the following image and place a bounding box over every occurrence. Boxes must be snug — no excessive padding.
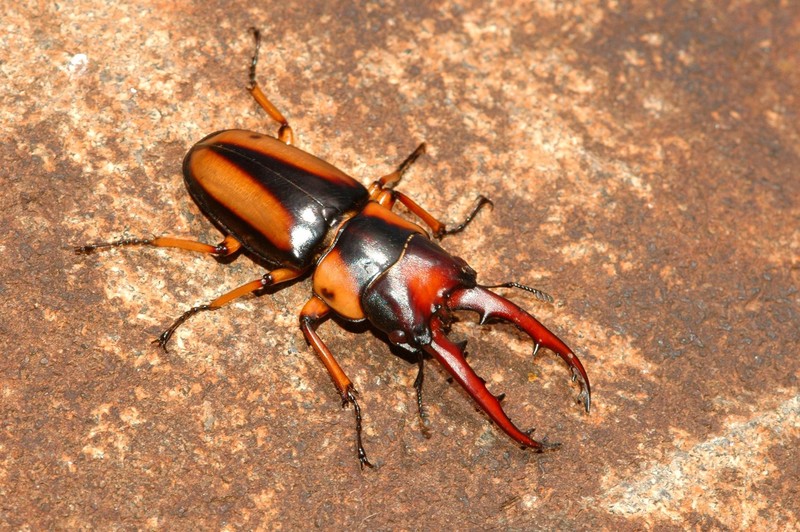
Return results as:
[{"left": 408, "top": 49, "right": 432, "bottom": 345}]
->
[{"left": 76, "top": 28, "right": 591, "bottom": 467}]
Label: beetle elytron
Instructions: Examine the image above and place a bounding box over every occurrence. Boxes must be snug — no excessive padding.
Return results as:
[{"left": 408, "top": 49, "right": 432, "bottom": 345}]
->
[{"left": 77, "top": 29, "right": 591, "bottom": 467}]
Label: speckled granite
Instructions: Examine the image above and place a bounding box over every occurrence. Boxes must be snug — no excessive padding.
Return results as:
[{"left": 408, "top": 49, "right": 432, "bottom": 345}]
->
[{"left": 1, "top": 1, "right": 798, "bottom": 529}]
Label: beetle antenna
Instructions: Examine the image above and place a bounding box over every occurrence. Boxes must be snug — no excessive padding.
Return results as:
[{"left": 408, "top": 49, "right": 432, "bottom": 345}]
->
[{"left": 481, "top": 281, "right": 554, "bottom": 303}]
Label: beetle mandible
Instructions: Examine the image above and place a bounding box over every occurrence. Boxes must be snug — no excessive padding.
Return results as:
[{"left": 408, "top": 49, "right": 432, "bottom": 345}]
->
[{"left": 76, "top": 28, "right": 591, "bottom": 467}]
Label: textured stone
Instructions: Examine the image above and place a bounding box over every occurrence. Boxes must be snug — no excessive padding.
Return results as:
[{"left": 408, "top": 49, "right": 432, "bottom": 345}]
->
[{"left": 1, "top": 1, "right": 798, "bottom": 529}]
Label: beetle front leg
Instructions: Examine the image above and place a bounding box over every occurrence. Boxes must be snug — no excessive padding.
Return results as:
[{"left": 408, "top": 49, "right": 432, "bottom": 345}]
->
[
  {"left": 155, "top": 267, "right": 302, "bottom": 350},
  {"left": 413, "top": 352, "right": 433, "bottom": 436},
  {"left": 300, "top": 296, "right": 373, "bottom": 469}
]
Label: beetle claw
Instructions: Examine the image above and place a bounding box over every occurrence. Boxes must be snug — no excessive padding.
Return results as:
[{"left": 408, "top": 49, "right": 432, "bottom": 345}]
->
[{"left": 151, "top": 335, "right": 170, "bottom": 353}]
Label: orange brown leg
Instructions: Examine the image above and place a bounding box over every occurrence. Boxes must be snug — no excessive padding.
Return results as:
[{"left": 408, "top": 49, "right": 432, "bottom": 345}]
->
[
  {"left": 247, "top": 27, "right": 294, "bottom": 145},
  {"left": 369, "top": 144, "right": 492, "bottom": 238},
  {"left": 155, "top": 267, "right": 303, "bottom": 350},
  {"left": 300, "top": 296, "right": 373, "bottom": 468},
  {"left": 370, "top": 142, "right": 428, "bottom": 192},
  {"left": 74, "top": 234, "right": 242, "bottom": 257},
  {"left": 390, "top": 190, "right": 492, "bottom": 238}
]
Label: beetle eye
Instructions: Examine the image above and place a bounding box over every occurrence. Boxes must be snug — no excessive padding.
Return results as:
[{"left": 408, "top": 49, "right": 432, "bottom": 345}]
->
[{"left": 388, "top": 330, "right": 407, "bottom": 344}]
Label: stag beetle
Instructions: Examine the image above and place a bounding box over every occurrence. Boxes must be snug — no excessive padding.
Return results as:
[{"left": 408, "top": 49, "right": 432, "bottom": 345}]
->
[{"left": 76, "top": 29, "right": 591, "bottom": 467}]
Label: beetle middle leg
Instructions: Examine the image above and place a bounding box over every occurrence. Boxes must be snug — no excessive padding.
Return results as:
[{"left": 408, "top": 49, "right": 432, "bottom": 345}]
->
[
  {"left": 155, "top": 267, "right": 303, "bottom": 350},
  {"left": 381, "top": 189, "right": 492, "bottom": 239},
  {"left": 75, "top": 234, "right": 242, "bottom": 257},
  {"left": 368, "top": 145, "right": 493, "bottom": 238},
  {"left": 300, "top": 296, "right": 373, "bottom": 468}
]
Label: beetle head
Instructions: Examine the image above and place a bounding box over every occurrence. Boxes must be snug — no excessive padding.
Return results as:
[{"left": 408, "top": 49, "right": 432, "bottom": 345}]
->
[{"left": 361, "top": 235, "right": 591, "bottom": 450}]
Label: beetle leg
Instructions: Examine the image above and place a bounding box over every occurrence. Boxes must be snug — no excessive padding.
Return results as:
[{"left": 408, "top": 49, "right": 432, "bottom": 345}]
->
[
  {"left": 447, "top": 286, "right": 592, "bottom": 414},
  {"left": 247, "top": 28, "right": 294, "bottom": 145},
  {"left": 413, "top": 351, "right": 431, "bottom": 433},
  {"left": 423, "top": 317, "right": 557, "bottom": 451},
  {"left": 155, "top": 267, "right": 302, "bottom": 350},
  {"left": 367, "top": 145, "right": 492, "bottom": 238},
  {"left": 372, "top": 189, "right": 492, "bottom": 239},
  {"left": 74, "top": 234, "right": 242, "bottom": 258},
  {"left": 392, "top": 191, "right": 493, "bottom": 239},
  {"left": 370, "top": 142, "right": 427, "bottom": 193},
  {"left": 300, "top": 296, "right": 374, "bottom": 468}
]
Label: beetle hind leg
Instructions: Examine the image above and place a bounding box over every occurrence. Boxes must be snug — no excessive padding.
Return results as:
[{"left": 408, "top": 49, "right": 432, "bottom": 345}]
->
[
  {"left": 74, "top": 234, "right": 242, "bottom": 257},
  {"left": 155, "top": 267, "right": 302, "bottom": 350},
  {"left": 247, "top": 27, "right": 294, "bottom": 145}
]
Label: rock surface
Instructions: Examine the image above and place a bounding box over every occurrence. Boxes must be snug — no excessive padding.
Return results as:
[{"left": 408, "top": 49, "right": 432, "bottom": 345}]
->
[{"left": 2, "top": 1, "right": 798, "bottom": 528}]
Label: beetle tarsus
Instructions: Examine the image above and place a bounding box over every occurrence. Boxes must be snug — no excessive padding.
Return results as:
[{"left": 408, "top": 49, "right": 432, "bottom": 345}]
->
[
  {"left": 156, "top": 304, "right": 213, "bottom": 351},
  {"left": 73, "top": 237, "right": 155, "bottom": 254},
  {"left": 375, "top": 143, "right": 427, "bottom": 191},
  {"left": 437, "top": 195, "right": 493, "bottom": 238},
  {"left": 344, "top": 389, "right": 374, "bottom": 469},
  {"left": 247, "top": 27, "right": 261, "bottom": 90},
  {"left": 538, "top": 435, "right": 561, "bottom": 450},
  {"left": 412, "top": 353, "right": 432, "bottom": 435},
  {"left": 245, "top": 26, "right": 294, "bottom": 144}
]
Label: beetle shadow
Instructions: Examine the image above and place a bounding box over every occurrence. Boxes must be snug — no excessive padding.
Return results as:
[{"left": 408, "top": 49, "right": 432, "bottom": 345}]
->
[{"left": 332, "top": 318, "right": 425, "bottom": 366}]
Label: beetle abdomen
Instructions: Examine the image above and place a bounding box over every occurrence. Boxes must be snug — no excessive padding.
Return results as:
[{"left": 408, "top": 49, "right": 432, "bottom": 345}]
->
[{"left": 183, "top": 130, "right": 369, "bottom": 268}]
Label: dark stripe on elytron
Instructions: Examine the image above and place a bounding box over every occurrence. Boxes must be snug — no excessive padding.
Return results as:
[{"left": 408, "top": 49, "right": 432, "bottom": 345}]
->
[
  {"left": 208, "top": 142, "right": 369, "bottom": 222},
  {"left": 183, "top": 166, "right": 305, "bottom": 268}
]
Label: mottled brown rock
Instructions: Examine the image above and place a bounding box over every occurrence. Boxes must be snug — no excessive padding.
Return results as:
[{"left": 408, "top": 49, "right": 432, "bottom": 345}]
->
[{"left": 1, "top": 1, "right": 798, "bottom": 529}]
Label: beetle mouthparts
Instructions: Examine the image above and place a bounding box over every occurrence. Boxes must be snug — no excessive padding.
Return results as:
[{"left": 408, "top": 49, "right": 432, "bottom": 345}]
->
[
  {"left": 447, "top": 285, "right": 591, "bottom": 413},
  {"left": 423, "top": 317, "right": 551, "bottom": 450},
  {"left": 423, "top": 286, "right": 592, "bottom": 446},
  {"left": 422, "top": 286, "right": 591, "bottom": 448}
]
